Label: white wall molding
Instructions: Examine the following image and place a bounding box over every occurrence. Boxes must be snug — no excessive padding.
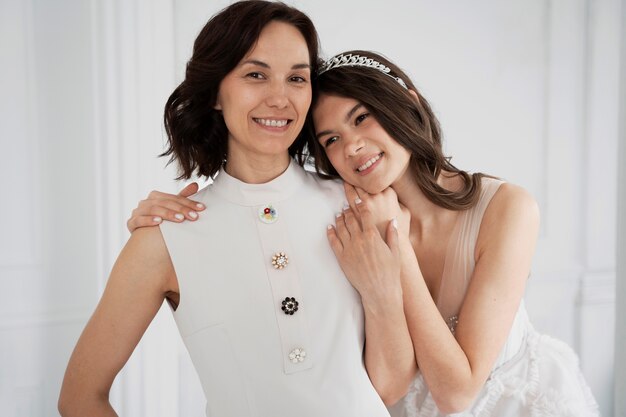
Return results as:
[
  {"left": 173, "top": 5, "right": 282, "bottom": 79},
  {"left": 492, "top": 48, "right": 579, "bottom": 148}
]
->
[
  {"left": 577, "top": 272, "right": 616, "bottom": 415},
  {"left": 583, "top": 0, "right": 620, "bottom": 271},
  {"left": 0, "top": 311, "right": 89, "bottom": 330},
  {"left": 578, "top": 0, "right": 620, "bottom": 414},
  {"left": 0, "top": 0, "right": 42, "bottom": 269},
  {"left": 614, "top": 0, "right": 626, "bottom": 414},
  {"left": 2, "top": 0, "right": 101, "bottom": 414},
  {"left": 90, "top": 0, "right": 150, "bottom": 409},
  {"left": 90, "top": 0, "right": 185, "bottom": 415},
  {"left": 532, "top": 0, "right": 586, "bottom": 274},
  {"left": 578, "top": 272, "right": 616, "bottom": 304}
]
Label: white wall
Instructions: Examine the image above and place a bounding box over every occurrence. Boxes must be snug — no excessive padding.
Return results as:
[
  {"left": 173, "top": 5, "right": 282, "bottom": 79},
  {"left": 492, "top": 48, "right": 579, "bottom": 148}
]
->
[
  {"left": 0, "top": 0, "right": 620, "bottom": 416},
  {"left": 615, "top": 1, "right": 626, "bottom": 416},
  {"left": 1, "top": 0, "right": 99, "bottom": 414}
]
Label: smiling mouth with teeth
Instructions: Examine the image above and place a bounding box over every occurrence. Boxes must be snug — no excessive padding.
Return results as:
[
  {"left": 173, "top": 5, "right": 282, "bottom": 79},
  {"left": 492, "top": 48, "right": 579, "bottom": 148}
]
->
[
  {"left": 356, "top": 152, "right": 384, "bottom": 172},
  {"left": 254, "top": 118, "right": 290, "bottom": 128}
]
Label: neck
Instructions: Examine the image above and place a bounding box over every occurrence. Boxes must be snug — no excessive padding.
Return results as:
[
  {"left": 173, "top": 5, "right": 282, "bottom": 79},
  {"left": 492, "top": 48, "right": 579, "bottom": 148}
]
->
[
  {"left": 392, "top": 170, "right": 439, "bottom": 222},
  {"left": 224, "top": 148, "right": 291, "bottom": 184},
  {"left": 391, "top": 169, "right": 459, "bottom": 233}
]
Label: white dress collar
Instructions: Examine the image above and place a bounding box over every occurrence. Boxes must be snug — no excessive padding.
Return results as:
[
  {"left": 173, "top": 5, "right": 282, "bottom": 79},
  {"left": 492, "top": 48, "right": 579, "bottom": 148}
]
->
[{"left": 211, "top": 159, "right": 308, "bottom": 206}]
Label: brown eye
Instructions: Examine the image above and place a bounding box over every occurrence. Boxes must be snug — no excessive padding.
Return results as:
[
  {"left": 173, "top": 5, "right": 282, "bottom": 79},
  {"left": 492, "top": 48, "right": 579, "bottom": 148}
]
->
[
  {"left": 324, "top": 136, "right": 338, "bottom": 147},
  {"left": 289, "top": 75, "right": 307, "bottom": 83},
  {"left": 246, "top": 72, "right": 265, "bottom": 79},
  {"left": 355, "top": 113, "right": 369, "bottom": 125}
]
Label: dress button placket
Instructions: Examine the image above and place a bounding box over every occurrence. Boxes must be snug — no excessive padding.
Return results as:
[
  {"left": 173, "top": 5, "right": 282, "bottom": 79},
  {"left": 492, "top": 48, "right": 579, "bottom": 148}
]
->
[{"left": 254, "top": 203, "right": 311, "bottom": 373}]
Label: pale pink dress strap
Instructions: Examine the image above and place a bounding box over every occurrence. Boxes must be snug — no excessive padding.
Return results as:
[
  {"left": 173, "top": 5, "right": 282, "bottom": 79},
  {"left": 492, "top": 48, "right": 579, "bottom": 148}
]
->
[{"left": 436, "top": 177, "right": 504, "bottom": 325}]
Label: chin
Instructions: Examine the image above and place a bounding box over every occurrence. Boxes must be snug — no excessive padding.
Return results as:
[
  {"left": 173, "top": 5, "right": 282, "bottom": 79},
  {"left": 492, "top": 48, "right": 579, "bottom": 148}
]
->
[
  {"left": 368, "top": 186, "right": 387, "bottom": 194},
  {"left": 357, "top": 182, "right": 387, "bottom": 194},
  {"left": 351, "top": 170, "right": 394, "bottom": 194},
  {"left": 257, "top": 142, "right": 294, "bottom": 156}
]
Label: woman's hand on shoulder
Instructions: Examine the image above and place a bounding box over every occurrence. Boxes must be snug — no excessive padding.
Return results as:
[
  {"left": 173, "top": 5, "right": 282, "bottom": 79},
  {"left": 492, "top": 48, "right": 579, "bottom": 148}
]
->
[
  {"left": 127, "top": 182, "right": 205, "bottom": 233},
  {"left": 328, "top": 193, "right": 403, "bottom": 305},
  {"left": 343, "top": 183, "right": 409, "bottom": 238}
]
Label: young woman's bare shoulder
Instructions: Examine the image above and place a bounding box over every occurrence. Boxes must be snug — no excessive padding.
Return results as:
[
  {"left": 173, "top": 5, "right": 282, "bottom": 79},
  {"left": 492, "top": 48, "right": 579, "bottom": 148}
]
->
[
  {"left": 477, "top": 182, "right": 540, "bottom": 254},
  {"left": 486, "top": 182, "right": 539, "bottom": 223}
]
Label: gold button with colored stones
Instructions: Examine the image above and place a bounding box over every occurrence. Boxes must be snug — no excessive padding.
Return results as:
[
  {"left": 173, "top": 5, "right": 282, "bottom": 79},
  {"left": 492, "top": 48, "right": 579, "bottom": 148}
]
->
[{"left": 258, "top": 204, "right": 278, "bottom": 224}]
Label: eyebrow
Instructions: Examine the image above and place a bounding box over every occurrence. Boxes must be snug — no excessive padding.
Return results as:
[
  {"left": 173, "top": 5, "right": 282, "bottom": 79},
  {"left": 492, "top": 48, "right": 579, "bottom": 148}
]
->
[
  {"left": 241, "top": 59, "right": 311, "bottom": 70},
  {"left": 315, "top": 103, "right": 363, "bottom": 140}
]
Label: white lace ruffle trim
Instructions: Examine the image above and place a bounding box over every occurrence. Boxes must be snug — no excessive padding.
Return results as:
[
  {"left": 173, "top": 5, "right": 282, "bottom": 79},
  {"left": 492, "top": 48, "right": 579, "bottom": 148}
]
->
[{"left": 394, "top": 330, "right": 599, "bottom": 417}]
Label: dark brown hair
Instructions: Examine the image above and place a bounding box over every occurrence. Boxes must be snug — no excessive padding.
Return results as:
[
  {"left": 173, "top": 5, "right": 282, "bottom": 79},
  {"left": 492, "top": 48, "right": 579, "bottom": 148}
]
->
[
  {"left": 309, "top": 50, "right": 488, "bottom": 210},
  {"left": 162, "top": 1, "right": 320, "bottom": 180}
]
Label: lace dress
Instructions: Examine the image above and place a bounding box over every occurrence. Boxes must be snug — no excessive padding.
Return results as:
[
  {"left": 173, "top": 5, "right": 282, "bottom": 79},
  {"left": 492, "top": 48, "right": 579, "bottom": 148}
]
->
[{"left": 388, "top": 178, "right": 599, "bottom": 417}]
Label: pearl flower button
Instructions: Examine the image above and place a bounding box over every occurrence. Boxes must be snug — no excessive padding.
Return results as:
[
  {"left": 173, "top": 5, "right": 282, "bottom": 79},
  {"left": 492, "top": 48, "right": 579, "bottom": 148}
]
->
[{"left": 288, "top": 348, "right": 307, "bottom": 363}]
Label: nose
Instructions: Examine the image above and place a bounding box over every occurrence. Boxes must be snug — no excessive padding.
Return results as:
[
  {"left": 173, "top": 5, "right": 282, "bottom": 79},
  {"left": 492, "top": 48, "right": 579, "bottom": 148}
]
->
[
  {"left": 265, "top": 81, "right": 289, "bottom": 109},
  {"left": 344, "top": 135, "right": 365, "bottom": 158}
]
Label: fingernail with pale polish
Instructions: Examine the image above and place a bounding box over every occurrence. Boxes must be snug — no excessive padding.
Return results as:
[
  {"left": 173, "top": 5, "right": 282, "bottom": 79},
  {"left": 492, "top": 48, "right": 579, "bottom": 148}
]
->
[
  {"left": 343, "top": 203, "right": 350, "bottom": 211},
  {"left": 174, "top": 213, "right": 184, "bottom": 220},
  {"left": 189, "top": 211, "right": 198, "bottom": 219},
  {"left": 335, "top": 212, "right": 343, "bottom": 218},
  {"left": 355, "top": 197, "right": 362, "bottom": 205},
  {"left": 153, "top": 216, "right": 162, "bottom": 223},
  {"left": 196, "top": 203, "right": 205, "bottom": 209},
  {"left": 327, "top": 224, "right": 333, "bottom": 230},
  {"left": 392, "top": 217, "right": 398, "bottom": 229}
]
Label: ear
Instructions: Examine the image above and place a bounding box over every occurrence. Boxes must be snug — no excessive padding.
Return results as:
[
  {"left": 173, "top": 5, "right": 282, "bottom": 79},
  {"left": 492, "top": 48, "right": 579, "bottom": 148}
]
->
[{"left": 408, "top": 89, "right": 420, "bottom": 104}]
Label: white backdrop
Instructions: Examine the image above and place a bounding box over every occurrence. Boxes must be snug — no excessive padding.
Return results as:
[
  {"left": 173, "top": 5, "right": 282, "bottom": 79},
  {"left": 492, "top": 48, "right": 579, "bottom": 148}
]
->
[{"left": 0, "top": 0, "right": 622, "bottom": 416}]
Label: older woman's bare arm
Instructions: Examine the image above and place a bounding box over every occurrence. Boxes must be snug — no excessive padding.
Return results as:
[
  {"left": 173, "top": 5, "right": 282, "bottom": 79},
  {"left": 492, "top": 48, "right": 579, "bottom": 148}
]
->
[{"left": 58, "top": 226, "right": 178, "bottom": 416}]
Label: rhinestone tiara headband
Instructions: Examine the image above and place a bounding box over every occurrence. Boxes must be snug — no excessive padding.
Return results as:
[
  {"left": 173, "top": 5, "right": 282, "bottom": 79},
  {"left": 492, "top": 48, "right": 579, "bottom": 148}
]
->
[{"left": 318, "top": 53, "right": 408, "bottom": 89}]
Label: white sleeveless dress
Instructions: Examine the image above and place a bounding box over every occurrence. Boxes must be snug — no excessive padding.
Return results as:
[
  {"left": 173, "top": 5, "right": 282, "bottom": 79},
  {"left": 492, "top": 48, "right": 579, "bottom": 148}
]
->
[
  {"left": 388, "top": 178, "right": 599, "bottom": 417},
  {"left": 160, "top": 161, "right": 390, "bottom": 417}
]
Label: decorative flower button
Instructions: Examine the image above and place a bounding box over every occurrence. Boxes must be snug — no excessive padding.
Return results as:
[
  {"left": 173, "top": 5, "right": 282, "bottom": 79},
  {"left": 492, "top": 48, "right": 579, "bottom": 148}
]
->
[
  {"left": 258, "top": 204, "right": 278, "bottom": 224},
  {"left": 281, "top": 297, "right": 299, "bottom": 315},
  {"left": 288, "top": 348, "right": 307, "bottom": 364},
  {"left": 272, "top": 252, "right": 289, "bottom": 269}
]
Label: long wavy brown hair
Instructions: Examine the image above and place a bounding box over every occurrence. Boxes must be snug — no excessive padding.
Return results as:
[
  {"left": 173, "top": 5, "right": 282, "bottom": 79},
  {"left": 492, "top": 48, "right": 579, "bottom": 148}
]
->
[
  {"left": 308, "top": 50, "right": 489, "bottom": 210},
  {"left": 162, "top": 1, "right": 320, "bottom": 180}
]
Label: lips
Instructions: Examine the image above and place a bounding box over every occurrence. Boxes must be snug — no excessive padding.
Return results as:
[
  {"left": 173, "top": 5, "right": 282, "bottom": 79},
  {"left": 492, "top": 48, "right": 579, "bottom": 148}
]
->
[
  {"left": 253, "top": 118, "right": 290, "bottom": 128},
  {"left": 356, "top": 152, "right": 383, "bottom": 172}
]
